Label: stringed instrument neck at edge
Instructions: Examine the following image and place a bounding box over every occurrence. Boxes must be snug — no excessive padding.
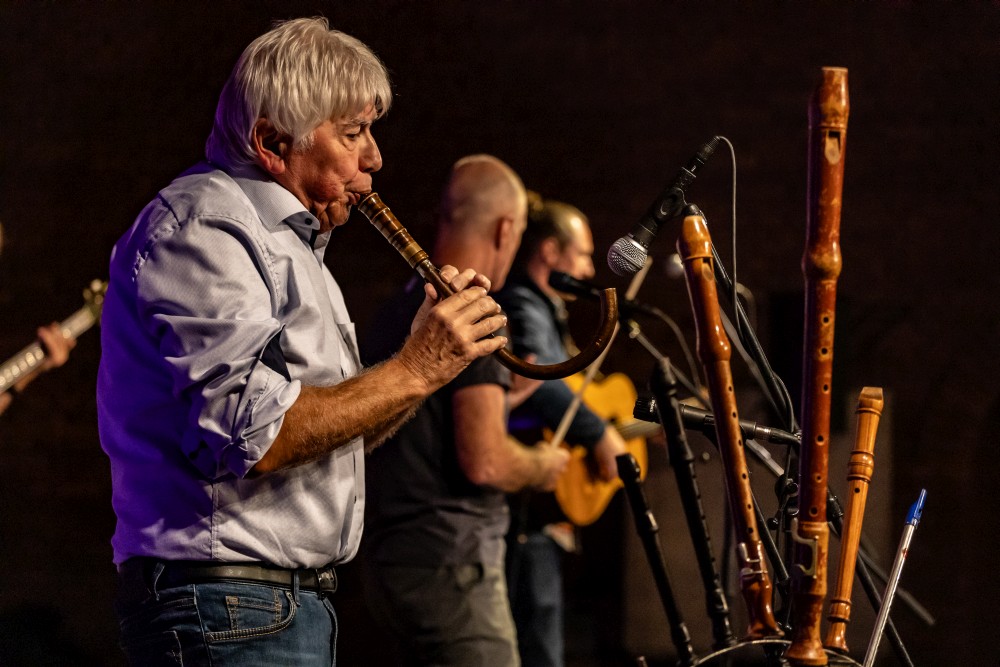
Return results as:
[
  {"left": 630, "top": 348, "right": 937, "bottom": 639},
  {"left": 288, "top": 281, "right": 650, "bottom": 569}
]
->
[{"left": 0, "top": 280, "right": 107, "bottom": 394}]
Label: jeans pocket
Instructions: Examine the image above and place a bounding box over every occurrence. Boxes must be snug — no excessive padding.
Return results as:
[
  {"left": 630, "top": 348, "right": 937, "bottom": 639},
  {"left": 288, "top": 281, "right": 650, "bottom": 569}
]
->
[{"left": 202, "top": 584, "right": 297, "bottom": 643}]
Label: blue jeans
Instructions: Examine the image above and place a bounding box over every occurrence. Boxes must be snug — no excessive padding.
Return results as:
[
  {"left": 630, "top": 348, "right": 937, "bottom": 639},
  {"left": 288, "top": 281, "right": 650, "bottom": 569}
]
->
[
  {"left": 115, "top": 574, "right": 338, "bottom": 666},
  {"left": 506, "top": 531, "right": 564, "bottom": 667}
]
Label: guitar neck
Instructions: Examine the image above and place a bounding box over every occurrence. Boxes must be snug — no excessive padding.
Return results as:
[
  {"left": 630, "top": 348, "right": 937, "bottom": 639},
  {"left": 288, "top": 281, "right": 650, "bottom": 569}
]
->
[{"left": 0, "top": 304, "right": 98, "bottom": 393}]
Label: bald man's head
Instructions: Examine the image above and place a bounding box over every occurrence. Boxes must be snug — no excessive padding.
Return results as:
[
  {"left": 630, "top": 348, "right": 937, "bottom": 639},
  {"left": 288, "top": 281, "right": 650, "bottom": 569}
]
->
[
  {"left": 439, "top": 154, "right": 527, "bottom": 237},
  {"left": 434, "top": 154, "right": 527, "bottom": 291}
]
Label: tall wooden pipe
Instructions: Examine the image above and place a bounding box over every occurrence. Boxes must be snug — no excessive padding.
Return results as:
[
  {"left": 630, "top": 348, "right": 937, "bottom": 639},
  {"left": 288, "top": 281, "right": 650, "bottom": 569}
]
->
[
  {"left": 677, "top": 212, "right": 782, "bottom": 639},
  {"left": 785, "top": 66, "right": 849, "bottom": 666}
]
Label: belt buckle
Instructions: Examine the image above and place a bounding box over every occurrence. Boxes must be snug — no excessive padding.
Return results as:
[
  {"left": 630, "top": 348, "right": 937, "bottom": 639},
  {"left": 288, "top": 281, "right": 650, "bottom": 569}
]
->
[{"left": 316, "top": 566, "right": 338, "bottom": 593}]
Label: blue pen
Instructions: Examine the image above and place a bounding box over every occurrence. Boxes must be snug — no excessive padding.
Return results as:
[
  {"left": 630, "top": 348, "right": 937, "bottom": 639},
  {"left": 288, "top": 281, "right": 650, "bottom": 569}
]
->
[{"left": 863, "top": 489, "right": 927, "bottom": 667}]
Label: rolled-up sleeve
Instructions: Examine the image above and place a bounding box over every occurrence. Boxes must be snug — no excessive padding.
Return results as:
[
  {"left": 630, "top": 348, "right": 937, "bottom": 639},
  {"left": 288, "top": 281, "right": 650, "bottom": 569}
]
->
[{"left": 135, "top": 214, "right": 300, "bottom": 479}]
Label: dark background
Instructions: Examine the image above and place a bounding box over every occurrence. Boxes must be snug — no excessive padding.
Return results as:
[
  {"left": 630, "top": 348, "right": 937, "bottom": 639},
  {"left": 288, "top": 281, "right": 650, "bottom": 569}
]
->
[{"left": 1, "top": 2, "right": 997, "bottom": 665}]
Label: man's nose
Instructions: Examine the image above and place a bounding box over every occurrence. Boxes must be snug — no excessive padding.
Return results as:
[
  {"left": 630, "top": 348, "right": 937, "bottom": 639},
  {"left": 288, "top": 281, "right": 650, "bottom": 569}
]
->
[{"left": 362, "top": 135, "right": 382, "bottom": 173}]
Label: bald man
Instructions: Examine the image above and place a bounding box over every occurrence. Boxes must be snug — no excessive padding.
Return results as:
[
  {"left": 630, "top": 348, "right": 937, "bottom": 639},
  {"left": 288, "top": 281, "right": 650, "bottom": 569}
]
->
[{"left": 361, "top": 155, "right": 569, "bottom": 666}]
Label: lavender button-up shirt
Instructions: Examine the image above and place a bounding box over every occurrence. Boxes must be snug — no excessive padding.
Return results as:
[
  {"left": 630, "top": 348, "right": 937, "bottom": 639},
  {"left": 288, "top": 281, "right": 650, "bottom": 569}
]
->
[{"left": 98, "top": 162, "right": 364, "bottom": 568}]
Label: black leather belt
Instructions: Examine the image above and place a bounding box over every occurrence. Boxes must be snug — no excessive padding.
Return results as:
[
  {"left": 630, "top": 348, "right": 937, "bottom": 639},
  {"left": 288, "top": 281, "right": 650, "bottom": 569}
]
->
[{"left": 118, "top": 557, "right": 338, "bottom": 594}]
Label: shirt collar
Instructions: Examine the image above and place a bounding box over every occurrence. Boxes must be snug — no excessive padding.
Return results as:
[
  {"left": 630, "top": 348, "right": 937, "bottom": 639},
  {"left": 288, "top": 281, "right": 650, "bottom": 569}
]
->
[{"left": 225, "top": 163, "right": 332, "bottom": 251}]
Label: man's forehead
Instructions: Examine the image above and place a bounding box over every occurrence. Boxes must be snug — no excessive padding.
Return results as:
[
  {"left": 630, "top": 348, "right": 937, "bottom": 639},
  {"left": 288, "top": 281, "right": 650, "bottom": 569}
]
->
[{"left": 339, "top": 104, "right": 379, "bottom": 125}]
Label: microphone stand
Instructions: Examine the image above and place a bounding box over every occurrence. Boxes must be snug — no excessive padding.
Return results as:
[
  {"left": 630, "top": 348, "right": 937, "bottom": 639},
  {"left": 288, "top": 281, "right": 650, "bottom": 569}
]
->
[
  {"left": 626, "top": 321, "right": 706, "bottom": 410},
  {"left": 617, "top": 452, "right": 698, "bottom": 667},
  {"left": 647, "top": 357, "right": 736, "bottom": 650}
]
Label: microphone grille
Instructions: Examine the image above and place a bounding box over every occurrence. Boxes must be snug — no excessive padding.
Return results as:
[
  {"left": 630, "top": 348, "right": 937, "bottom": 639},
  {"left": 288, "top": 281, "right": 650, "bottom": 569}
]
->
[{"left": 607, "top": 237, "right": 647, "bottom": 276}]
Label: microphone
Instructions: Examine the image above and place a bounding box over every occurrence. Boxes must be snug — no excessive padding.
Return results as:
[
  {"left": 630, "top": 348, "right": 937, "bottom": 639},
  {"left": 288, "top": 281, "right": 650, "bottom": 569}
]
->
[
  {"left": 608, "top": 136, "right": 720, "bottom": 276},
  {"left": 633, "top": 396, "right": 801, "bottom": 447},
  {"left": 549, "top": 271, "right": 659, "bottom": 319}
]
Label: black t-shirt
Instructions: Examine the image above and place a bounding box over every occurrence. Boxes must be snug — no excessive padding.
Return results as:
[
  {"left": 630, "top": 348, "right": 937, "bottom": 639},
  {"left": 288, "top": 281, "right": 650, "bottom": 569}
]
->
[{"left": 361, "top": 279, "right": 511, "bottom": 567}]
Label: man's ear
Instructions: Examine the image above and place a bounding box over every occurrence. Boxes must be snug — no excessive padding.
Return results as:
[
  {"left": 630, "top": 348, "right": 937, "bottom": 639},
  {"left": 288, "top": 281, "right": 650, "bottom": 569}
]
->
[
  {"left": 539, "top": 236, "right": 561, "bottom": 266},
  {"left": 252, "top": 118, "right": 291, "bottom": 176},
  {"left": 495, "top": 216, "right": 514, "bottom": 250}
]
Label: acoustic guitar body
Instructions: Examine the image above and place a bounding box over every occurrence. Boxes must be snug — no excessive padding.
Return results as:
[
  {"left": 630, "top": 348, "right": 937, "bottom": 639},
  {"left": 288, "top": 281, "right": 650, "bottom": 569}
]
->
[{"left": 553, "top": 372, "right": 650, "bottom": 526}]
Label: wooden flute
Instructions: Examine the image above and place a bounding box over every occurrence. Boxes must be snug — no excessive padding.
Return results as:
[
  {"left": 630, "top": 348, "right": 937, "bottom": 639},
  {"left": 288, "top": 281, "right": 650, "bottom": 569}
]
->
[
  {"left": 824, "top": 387, "right": 884, "bottom": 654},
  {"left": 356, "top": 192, "right": 618, "bottom": 381},
  {"left": 785, "top": 66, "right": 850, "bottom": 666},
  {"left": 677, "top": 212, "right": 782, "bottom": 639}
]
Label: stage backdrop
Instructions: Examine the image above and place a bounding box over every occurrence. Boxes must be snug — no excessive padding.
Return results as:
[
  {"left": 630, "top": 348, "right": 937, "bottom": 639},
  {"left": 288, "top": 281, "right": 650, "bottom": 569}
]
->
[{"left": 1, "top": 3, "right": 997, "bottom": 665}]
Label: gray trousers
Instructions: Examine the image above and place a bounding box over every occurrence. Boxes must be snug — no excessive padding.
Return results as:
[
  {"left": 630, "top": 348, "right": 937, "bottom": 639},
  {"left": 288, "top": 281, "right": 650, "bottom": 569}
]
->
[{"left": 363, "top": 561, "right": 520, "bottom": 667}]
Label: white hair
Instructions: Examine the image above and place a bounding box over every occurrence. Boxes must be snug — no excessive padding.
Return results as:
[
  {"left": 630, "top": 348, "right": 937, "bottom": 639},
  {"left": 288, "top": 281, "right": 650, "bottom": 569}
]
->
[{"left": 206, "top": 17, "right": 392, "bottom": 169}]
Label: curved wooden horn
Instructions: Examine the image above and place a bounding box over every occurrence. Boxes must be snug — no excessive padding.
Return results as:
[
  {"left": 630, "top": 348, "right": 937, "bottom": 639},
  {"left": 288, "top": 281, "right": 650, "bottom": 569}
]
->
[{"left": 357, "top": 192, "right": 618, "bottom": 380}]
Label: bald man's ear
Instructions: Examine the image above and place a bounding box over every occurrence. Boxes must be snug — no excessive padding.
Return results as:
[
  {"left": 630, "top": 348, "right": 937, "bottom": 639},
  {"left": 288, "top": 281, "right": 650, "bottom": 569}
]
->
[
  {"left": 495, "top": 216, "right": 514, "bottom": 250},
  {"left": 252, "top": 119, "right": 291, "bottom": 176}
]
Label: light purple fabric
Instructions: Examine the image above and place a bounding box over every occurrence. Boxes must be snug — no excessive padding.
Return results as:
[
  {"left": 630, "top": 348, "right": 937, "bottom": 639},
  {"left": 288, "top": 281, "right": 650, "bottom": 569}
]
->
[{"left": 98, "top": 162, "right": 364, "bottom": 568}]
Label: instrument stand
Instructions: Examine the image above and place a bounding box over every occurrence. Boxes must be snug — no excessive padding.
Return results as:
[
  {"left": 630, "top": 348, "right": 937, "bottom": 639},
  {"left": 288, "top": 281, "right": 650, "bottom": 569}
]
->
[
  {"left": 682, "top": 203, "right": 918, "bottom": 666},
  {"left": 621, "top": 261, "right": 920, "bottom": 665},
  {"left": 617, "top": 452, "right": 697, "bottom": 667}
]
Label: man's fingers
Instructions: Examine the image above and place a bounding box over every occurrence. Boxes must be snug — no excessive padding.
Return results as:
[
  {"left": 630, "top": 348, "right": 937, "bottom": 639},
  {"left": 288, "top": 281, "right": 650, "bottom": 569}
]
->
[
  {"left": 438, "top": 265, "right": 460, "bottom": 284},
  {"left": 472, "top": 313, "right": 507, "bottom": 341},
  {"left": 473, "top": 335, "right": 508, "bottom": 357},
  {"left": 452, "top": 289, "right": 501, "bottom": 326},
  {"left": 432, "top": 286, "right": 493, "bottom": 323},
  {"left": 37, "top": 323, "right": 72, "bottom": 367},
  {"left": 470, "top": 272, "right": 492, "bottom": 292},
  {"left": 437, "top": 266, "right": 478, "bottom": 293}
]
